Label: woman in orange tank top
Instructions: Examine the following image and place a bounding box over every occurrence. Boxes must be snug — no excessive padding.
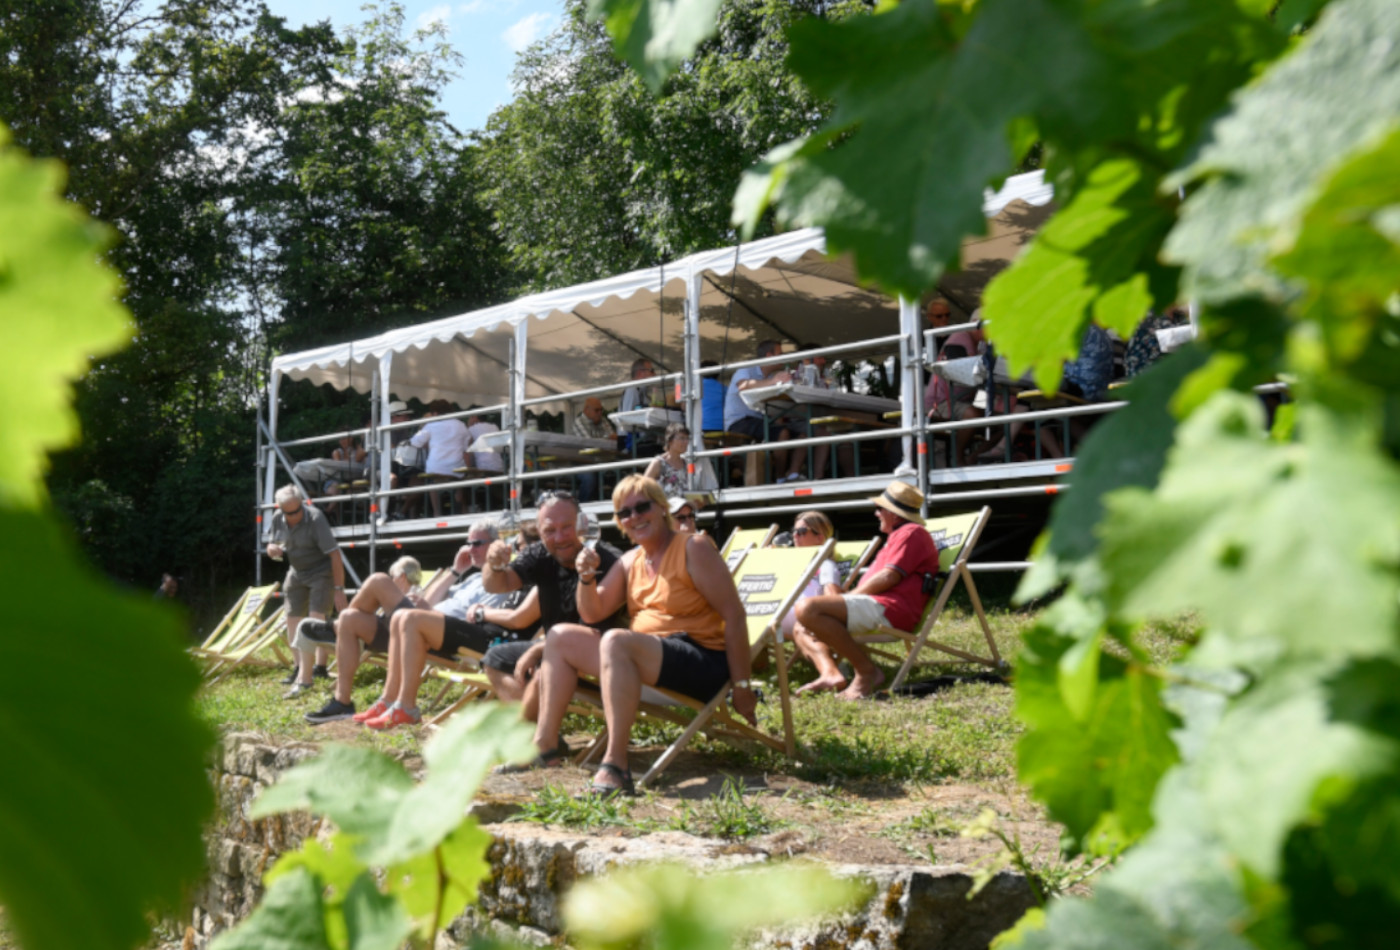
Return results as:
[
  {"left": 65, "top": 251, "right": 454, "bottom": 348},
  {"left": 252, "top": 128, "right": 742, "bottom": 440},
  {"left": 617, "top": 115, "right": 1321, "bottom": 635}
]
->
[{"left": 523, "top": 474, "right": 754, "bottom": 797}]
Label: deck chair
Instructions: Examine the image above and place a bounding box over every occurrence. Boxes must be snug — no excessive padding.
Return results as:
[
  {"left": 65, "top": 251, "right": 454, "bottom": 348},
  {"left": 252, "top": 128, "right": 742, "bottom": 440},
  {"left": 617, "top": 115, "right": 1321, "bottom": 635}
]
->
[
  {"left": 191, "top": 583, "right": 280, "bottom": 663},
  {"left": 575, "top": 541, "right": 833, "bottom": 788},
  {"left": 719, "top": 523, "right": 778, "bottom": 561},
  {"left": 855, "top": 507, "right": 1000, "bottom": 690},
  {"left": 829, "top": 537, "right": 882, "bottom": 592},
  {"left": 204, "top": 600, "right": 291, "bottom": 681}
]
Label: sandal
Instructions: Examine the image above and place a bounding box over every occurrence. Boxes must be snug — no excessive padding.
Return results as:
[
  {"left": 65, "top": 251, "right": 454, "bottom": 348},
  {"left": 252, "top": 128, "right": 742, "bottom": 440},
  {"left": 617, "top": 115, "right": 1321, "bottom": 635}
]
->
[
  {"left": 576, "top": 762, "right": 635, "bottom": 799},
  {"left": 493, "top": 743, "right": 569, "bottom": 774}
]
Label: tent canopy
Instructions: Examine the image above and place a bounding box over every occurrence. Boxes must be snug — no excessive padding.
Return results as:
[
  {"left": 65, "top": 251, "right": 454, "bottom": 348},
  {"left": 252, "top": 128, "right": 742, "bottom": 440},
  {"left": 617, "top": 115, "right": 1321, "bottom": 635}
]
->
[{"left": 270, "top": 171, "right": 1054, "bottom": 409}]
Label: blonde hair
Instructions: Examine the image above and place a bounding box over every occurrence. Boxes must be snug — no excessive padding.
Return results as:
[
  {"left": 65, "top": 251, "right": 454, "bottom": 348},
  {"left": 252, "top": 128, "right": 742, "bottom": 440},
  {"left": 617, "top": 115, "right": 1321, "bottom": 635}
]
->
[
  {"left": 795, "top": 510, "right": 834, "bottom": 541},
  {"left": 388, "top": 556, "right": 422, "bottom": 586},
  {"left": 612, "top": 474, "right": 675, "bottom": 533}
]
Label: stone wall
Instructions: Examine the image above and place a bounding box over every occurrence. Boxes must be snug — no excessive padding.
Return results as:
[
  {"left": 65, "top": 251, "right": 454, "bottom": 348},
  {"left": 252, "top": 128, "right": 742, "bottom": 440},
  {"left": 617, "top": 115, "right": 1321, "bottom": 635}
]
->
[{"left": 174, "top": 732, "right": 1037, "bottom": 950}]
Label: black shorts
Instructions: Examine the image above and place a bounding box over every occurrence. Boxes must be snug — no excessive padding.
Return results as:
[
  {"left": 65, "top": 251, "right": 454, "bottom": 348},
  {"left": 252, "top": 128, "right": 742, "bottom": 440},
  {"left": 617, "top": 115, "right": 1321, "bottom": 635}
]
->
[
  {"left": 366, "top": 597, "right": 415, "bottom": 653},
  {"left": 654, "top": 633, "right": 731, "bottom": 702},
  {"left": 481, "top": 639, "right": 533, "bottom": 674},
  {"left": 727, "top": 416, "right": 766, "bottom": 441},
  {"left": 437, "top": 616, "right": 519, "bottom": 659}
]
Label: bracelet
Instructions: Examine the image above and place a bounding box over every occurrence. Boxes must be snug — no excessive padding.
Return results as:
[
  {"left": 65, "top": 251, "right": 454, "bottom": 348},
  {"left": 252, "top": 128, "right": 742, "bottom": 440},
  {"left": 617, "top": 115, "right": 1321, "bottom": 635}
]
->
[
  {"left": 451, "top": 568, "right": 464, "bottom": 580},
  {"left": 732, "top": 679, "right": 751, "bottom": 690},
  {"left": 578, "top": 574, "right": 597, "bottom": 586}
]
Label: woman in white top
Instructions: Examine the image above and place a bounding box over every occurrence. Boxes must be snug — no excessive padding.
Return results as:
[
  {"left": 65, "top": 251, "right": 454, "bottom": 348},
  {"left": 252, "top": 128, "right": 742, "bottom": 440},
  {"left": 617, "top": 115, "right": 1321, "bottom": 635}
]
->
[
  {"left": 409, "top": 399, "right": 471, "bottom": 516},
  {"left": 784, "top": 510, "right": 849, "bottom": 694}
]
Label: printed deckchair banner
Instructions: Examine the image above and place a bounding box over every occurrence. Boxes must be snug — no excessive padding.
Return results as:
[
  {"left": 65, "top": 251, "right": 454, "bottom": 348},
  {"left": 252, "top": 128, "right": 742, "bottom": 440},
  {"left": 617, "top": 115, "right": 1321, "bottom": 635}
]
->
[
  {"left": 830, "top": 539, "right": 879, "bottom": 588},
  {"left": 722, "top": 527, "right": 772, "bottom": 560},
  {"left": 732, "top": 547, "right": 823, "bottom": 643},
  {"left": 926, "top": 512, "right": 980, "bottom": 572}
]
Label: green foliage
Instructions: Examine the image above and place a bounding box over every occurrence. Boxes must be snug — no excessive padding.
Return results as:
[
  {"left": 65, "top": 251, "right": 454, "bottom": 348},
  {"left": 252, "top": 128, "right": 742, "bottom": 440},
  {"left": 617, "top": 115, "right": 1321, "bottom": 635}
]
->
[
  {"left": 563, "top": 863, "right": 870, "bottom": 950},
  {"left": 515, "top": 783, "right": 634, "bottom": 830},
  {"left": 0, "top": 126, "right": 213, "bottom": 950},
  {"left": 216, "top": 705, "right": 535, "bottom": 950},
  {"left": 702, "top": 777, "right": 781, "bottom": 840},
  {"left": 587, "top": 0, "right": 725, "bottom": 92},
  {"left": 0, "top": 128, "right": 129, "bottom": 506}
]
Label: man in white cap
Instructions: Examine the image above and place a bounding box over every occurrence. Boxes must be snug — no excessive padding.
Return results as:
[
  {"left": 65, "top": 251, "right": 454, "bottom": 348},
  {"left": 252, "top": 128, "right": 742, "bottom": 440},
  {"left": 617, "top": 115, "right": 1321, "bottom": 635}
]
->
[{"left": 792, "top": 480, "right": 938, "bottom": 699}]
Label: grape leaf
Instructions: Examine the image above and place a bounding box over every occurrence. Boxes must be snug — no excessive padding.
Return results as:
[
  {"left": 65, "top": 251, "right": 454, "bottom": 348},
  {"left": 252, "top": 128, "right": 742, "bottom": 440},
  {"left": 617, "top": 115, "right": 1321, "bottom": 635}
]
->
[
  {"left": 209, "top": 868, "right": 331, "bottom": 950},
  {"left": 1198, "top": 660, "right": 1400, "bottom": 877},
  {"left": 0, "top": 131, "right": 131, "bottom": 507},
  {"left": 1098, "top": 393, "right": 1400, "bottom": 660},
  {"left": 342, "top": 874, "right": 412, "bottom": 950},
  {"left": 983, "top": 158, "right": 1177, "bottom": 392},
  {"left": 1272, "top": 126, "right": 1400, "bottom": 392},
  {"left": 267, "top": 834, "right": 368, "bottom": 950},
  {"left": 733, "top": 0, "right": 1278, "bottom": 298},
  {"left": 0, "top": 509, "right": 213, "bottom": 950},
  {"left": 1165, "top": 0, "right": 1400, "bottom": 305},
  {"left": 586, "top": 0, "right": 724, "bottom": 93},
  {"left": 564, "top": 863, "right": 869, "bottom": 950},
  {"left": 250, "top": 743, "right": 415, "bottom": 842},
  {"left": 1016, "top": 627, "right": 1180, "bottom": 855},
  {"left": 386, "top": 820, "right": 493, "bottom": 940},
  {"left": 375, "top": 703, "right": 534, "bottom": 865}
]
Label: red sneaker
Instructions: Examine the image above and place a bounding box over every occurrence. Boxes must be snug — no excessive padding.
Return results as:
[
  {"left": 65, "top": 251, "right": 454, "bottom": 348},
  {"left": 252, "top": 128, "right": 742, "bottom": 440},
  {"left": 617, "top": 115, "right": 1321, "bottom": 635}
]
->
[
  {"left": 353, "top": 700, "right": 390, "bottom": 724},
  {"left": 365, "top": 706, "right": 421, "bottom": 730}
]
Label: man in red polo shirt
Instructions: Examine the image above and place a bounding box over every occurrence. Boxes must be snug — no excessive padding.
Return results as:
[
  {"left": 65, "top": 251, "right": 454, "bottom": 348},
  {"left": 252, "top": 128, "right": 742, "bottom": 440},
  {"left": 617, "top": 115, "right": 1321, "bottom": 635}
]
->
[{"left": 793, "top": 480, "right": 939, "bottom": 699}]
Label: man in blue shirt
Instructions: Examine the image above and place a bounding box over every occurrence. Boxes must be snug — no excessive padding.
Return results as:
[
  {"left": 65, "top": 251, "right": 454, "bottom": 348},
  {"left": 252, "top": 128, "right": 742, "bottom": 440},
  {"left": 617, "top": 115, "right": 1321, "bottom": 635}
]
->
[{"left": 723, "top": 340, "right": 807, "bottom": 482}]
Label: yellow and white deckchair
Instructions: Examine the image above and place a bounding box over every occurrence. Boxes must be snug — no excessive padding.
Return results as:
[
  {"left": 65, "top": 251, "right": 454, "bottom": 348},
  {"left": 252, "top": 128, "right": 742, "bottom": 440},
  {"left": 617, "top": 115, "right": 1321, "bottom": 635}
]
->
[
  {"left": 719, "top": 523, "right": 778, "bottom": 561},
  {"left": 577, "top": 541, "right": 832, "bottom": 787},
  {"left": 204, "top": 600, "right": 290, "bottom": 681},
  {"left": 191, "top": 583, "right": 279, "bottom": 663},
  {"left": 829, "top": 537, "right": 882, "bottom": 592},
  {"left": 855, "top": 507, "right": 1000, "bottom": 690}
]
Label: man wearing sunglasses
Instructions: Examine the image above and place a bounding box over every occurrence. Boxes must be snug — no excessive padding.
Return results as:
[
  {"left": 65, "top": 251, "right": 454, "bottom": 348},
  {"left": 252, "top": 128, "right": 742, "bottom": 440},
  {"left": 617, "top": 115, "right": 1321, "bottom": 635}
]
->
[
  {"left": 479, "top": 492, "right": 627, "bottom": 723},
  {"left": 266, "top": 485, "right": 348, "bottom": 698}
]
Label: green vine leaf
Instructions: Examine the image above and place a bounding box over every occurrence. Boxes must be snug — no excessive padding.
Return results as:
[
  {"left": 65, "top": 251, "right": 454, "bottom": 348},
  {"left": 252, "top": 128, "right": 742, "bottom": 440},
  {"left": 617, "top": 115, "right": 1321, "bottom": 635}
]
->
[
  {"left": 564, "top": 863, "right": 870, "bottom": 950},
  {"left": 209, "top": 868, "right": 331, "bottom": 950},
  {"left": 983, "top": 157, "right": 1177, "bottom": 393},
  {"left": 1016, "top": 627, "right": 1180, "bottom": 856},
  {"left": 1099, "top": 393, "right": 1400, "bottom": 662},
  {"left": 0, "top": 130, "right": 130, "bottom": 507},
  {"left": 250, "top": 743, "right": 415, "bottom": 843},
  {"left": 585, "top": 0, "right": 724, "bottom": 93},
  {"left": 342, "top": 874, "right": 412, "bottom": 950},
  {"left": 1166, "top": 0, "right": 1400, "bottom": 306},
  {"left": 267, "top": 834, "right": 369, "bottom": 950},
  {"left": 387, "top": 820, "right": 493, "bottom": 940}
]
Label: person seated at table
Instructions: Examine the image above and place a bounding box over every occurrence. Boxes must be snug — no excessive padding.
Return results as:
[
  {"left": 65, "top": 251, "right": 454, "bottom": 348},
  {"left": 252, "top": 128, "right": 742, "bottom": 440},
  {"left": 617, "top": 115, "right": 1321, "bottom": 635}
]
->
[
  {"left": 358, "top": 520, "right": 537, "bottom": 729},
  {"left": 520, "top": 475, "right": 756, "bottom": 796},
  {"left": 793, "top": 480, "right": 939, "bottom": 700},
  {"left": 779, "top": 511, "right": 851, "bottom": 694},
  {"left": 410, "top": 400, "right": 472, "bottom": 516},
  {"left": 700, "top": 360, "right": 725, "bottom": 433},
  {"left": 572, "top": 396, "right": 616, "bottom": 501},
  {"left": 386, "top": 400, "right": 423, "bottom": 520},
  {"left": 723, "top": 339, "right": 808, "bottom": 483},
  {"left": 643, "top": 422, "right": 719, "bottom": 497},
  {"left": 618, "top": 358, "right": 669, "bottom": 456},
  {"left": 794, "top": 343, "right": 854, "bottom": 479}
]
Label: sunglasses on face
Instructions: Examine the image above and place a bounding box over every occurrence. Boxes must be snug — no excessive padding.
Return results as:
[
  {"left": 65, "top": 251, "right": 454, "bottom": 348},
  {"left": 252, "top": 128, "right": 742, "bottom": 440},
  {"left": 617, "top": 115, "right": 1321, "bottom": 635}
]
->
[
  {"left": 283, "top": 505, "right": 304, "bottom": 517},
  {"left": 615, "top": 499, "right": 654, "bottom": 521},
  {"left": 793, "top": 526, "right": 813, "bottom": 537},
  {"left": 465, "top": 539, "right": 491, "bottom": 548},
  {"left": 676, "top": 513, "right": 696, "bottom": 524}
]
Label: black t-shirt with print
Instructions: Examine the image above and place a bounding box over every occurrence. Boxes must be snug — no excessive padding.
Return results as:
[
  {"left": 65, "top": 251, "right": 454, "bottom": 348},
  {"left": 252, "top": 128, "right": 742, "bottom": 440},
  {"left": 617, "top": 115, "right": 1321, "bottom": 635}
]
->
[{"left": 510, "top": 541, "right": 627, "bottom": 631}]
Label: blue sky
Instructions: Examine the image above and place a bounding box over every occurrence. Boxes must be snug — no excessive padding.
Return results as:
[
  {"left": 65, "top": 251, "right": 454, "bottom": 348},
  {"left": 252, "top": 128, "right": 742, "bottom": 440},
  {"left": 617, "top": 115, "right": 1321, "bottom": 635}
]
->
[{"left": 261, "top": 0, "right": 566, "bottom": 133}]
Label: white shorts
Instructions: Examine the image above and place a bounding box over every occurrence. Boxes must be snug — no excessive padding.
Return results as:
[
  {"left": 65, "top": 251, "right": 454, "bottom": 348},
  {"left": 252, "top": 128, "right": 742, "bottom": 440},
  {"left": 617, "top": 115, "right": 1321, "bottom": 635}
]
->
[{"left": 842, "top": 594, "right": 889, "bottom": 635}]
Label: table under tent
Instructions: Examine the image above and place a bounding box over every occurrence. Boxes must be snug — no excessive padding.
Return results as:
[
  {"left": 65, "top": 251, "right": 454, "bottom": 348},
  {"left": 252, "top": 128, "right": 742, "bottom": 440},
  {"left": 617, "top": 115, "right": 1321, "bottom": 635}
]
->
[{"left": 258, "top": 169, "right": 1111, "bottom": 577}]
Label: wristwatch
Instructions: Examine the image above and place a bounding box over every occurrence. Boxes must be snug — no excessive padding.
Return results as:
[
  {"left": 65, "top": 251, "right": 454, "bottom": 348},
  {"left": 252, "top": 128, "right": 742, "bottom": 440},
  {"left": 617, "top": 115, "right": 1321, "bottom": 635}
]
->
[
  {"left": 732, "top": 679, "right": 752, "bottom": 690},
  {"left": 451, "top": 568, "right": 464, "bottom": 581},
  {"left": 332, "top": 585, "right": 344, "bottom": 591}
]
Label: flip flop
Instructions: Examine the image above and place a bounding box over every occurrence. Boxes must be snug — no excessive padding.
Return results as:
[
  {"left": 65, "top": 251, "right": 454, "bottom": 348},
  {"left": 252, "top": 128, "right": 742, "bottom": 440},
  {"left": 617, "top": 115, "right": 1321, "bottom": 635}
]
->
[{"left": 575, "top": 762, "right": 635, "bottom": 799}]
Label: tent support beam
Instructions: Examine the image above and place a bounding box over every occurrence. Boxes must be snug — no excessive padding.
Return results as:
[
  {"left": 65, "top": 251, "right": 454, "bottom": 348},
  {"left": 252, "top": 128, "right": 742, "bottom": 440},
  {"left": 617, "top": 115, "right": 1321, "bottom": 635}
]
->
[
  {"left": 701, "top": 273, "right": 793, "bottom": 344},
  {"left": 568, "top": 309, "right": 671, "bottom": 374}
]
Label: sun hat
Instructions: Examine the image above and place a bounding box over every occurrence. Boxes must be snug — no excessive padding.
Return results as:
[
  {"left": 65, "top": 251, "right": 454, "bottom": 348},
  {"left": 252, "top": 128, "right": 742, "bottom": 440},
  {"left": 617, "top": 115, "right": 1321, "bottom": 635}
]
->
[
  {"left": 668, "top": 496, "right": 693, "bottom": 516},
  {"left": 871, "top": 480, "right": 924, "bottom": 523},
  {"left": 387, "top": 400, "right": 410, "bottom": 415}
]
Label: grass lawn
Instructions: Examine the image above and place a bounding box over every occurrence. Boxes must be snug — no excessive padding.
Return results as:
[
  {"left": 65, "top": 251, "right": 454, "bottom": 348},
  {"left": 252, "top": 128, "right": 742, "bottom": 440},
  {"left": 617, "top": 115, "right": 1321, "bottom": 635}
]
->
[{"left": 195, "top": 594, "right": 1196, "bottom": 879}]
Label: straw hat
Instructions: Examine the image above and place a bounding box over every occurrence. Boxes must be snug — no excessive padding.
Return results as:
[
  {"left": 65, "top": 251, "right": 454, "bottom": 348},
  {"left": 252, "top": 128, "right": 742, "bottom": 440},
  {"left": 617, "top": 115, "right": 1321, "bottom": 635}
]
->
[{"left": 871, "top": 481, "right": 924, "bottom": 523}]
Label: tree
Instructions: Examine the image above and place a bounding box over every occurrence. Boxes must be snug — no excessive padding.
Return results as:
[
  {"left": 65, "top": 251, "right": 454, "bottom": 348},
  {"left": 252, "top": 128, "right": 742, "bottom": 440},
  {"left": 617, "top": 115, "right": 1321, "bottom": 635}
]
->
[{"left": 479, "top": 0, "right": 865, "bottom": 292}]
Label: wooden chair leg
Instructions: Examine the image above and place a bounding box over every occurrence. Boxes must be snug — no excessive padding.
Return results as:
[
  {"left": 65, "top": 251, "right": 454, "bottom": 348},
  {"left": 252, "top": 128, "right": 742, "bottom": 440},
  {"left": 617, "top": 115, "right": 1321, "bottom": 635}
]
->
[{"left": 637, "top": 690, "right": 726, "bottom": 788}]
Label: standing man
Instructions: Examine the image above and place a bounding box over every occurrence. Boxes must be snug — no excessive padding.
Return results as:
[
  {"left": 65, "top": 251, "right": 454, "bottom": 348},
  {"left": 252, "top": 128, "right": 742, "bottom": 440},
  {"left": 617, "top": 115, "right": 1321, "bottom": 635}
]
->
[
  {"left": 266, "top": 485, "right": 348, "bottom": 698},
  {"left": 572, "top": 397, "right": 616, "bottom": 501},
  {"left": 792, "top": 480, "right": 938, "bottom": 700},
  {"left": 478, "top": 491, "right": 627, "bottom": 725}
]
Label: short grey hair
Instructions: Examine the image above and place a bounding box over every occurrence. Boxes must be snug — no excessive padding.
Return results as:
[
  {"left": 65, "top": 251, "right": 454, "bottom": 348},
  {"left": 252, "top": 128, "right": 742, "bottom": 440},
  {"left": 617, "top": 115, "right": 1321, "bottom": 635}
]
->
[
  {"left": 469, "top": 519, "right": 500, "bottom": 541},
  {"left": 388, "top": 556, "right": 422, "bottom": 586},
  {"left": 274, "top": 485, "right": 303, "bottom": 507}
]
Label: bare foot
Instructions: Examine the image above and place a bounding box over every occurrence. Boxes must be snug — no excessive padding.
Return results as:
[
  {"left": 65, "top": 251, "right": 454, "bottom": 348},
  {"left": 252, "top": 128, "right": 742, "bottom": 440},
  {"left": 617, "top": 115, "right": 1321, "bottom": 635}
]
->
[
  {"left": 837, "top": 668, "right": 885, "bottom": 701},
  {"left": 796, "top": 674, "right": 848, "bottom": 695}
]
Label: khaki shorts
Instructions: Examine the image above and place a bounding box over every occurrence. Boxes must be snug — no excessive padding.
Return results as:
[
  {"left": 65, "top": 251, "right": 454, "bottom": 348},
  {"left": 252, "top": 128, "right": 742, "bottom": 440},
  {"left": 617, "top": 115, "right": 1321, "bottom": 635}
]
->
[
  {"left": 285, "top": 569, "right": 334, "bottom": 618},
  {"left": 842, "top": 594, "right": 890, "bottom": 635}
]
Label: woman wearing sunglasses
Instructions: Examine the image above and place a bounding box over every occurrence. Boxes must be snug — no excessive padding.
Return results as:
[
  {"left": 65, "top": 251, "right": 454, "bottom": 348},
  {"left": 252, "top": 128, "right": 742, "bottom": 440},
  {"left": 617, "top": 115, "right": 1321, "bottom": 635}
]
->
[
  {"left": 526, "top": 474, "right": 754, "bottom": 797},
  {"left": 784, "top": 512, "right": 850, "bottom": 694}
]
